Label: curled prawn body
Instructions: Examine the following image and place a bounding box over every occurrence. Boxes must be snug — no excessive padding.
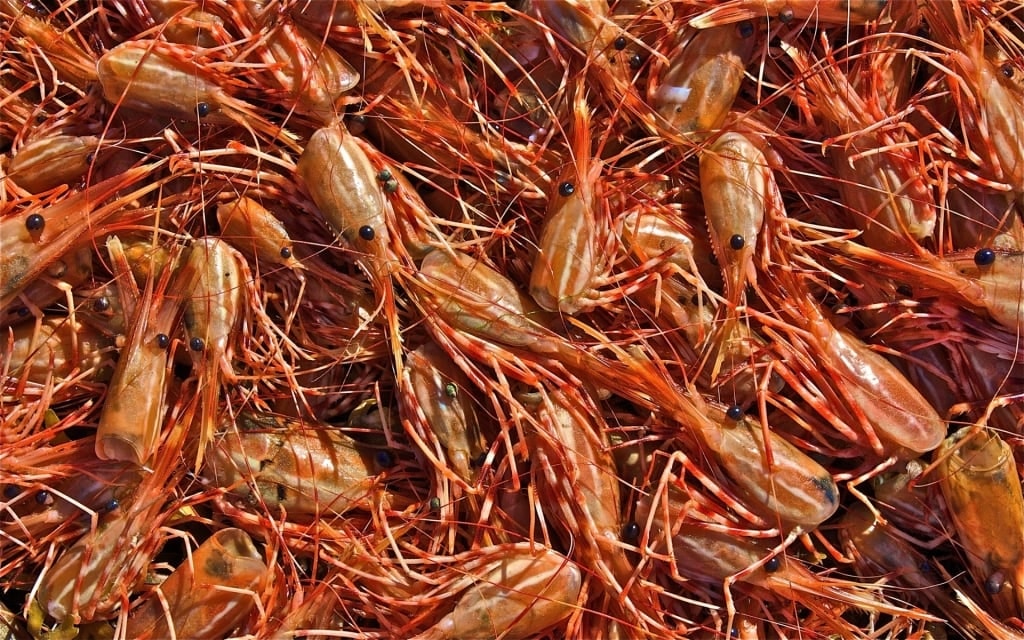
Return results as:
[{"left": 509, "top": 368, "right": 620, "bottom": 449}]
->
[{"left": 205, "top": 411, "right": 398, "bottom": 517}]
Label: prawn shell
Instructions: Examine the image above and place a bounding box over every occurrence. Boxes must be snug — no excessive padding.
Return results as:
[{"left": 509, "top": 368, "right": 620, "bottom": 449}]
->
[
  {"left": 97, "top": 40, "right": 231, "bottom": 121},
  {"left": 424, "top": 546, "right": 582, "bottom": 640},
  {"left": 699, "top": 131, "right": 767, "bottom": 299},
  {"left": 296, "top": 123, "right": 392, "bottom": 269},
  {"left": 206, "top": 411, "right": 384, "bottom": 516},
  {"left": 418, "top": 249, "right": 552, "bottom": 350},
  {"left": 124, "top": 528, "right": 268, "bottom": 640},
  {"left": 265, "top": 22, "right": 359, "bottom": 121},
  {"left": 817, "top": 322, "right": 946, "bottom": 455},
  {"left": 8, "top": 135, "right": 100, "bottom": 194},
  {"left": 216, "top": 196, "right": 303, "bottom": 270},
  {"left": 714, "top": 410, "right": 839, "bottom": 528},
  {"left": 937, "top": 427, "right": 1024, "bottom": 615},
  {"left": 652, "top": 25, "right": 755, "bottom": 137},
  {"left": 4, "top": 317, "right": 115, "bottom": 384},
  {"left": 529, "top": 160, "right": 604, "bottom": 314},
  {"left": 406, "top": 343, "right": 486, "bottom": 482}
]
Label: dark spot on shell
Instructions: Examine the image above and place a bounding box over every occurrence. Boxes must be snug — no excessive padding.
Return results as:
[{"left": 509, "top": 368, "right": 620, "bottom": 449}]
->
[
  {"left": 974, "top": 247, "right": 996, "bottom": 266},
  {"left": 726, "top": 405, "right": 743, "bottom": 420},
  {"left": 204, "top": 554, "right": 231, "bottom": 579},
  {"left": 729, "top": 234, "right": 745, "bottom": 250},
  {"left": 156, "top": 334, "right": 170, "bottom": 349},
  {"left": 813, "top": 475, "right": 838, "bottom": 510},
  {"left": 764, "top": 556, "right": 781, "bottom": 572},
  {"left": 189, "top": 337, "right": 205, "bottom": 352},
  {"left": 26, "top": 213, "right": 45, "bottom": 232},
  {"left": 558, "top": 182, "right": 575, "bottom": 197},
  {"left": 277, "top": 484, "right": 288, "bottom": 502},
  {"left": 472, "top": 451, "right": 488, "bottom": 468},
  {"left": 358, "top": 225, "right": 375, "bottom": 241}
]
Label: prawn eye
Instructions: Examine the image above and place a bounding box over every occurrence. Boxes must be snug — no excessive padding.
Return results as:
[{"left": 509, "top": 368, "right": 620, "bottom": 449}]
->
[
  {"left": 764, "top": 556, "right": 781, "bottom": 573},
  {"left": 895, "top": 283, "right": 913, "bottom": 297},
  {"left": 383, "top": 178, "right": 399, "bottom": 193},
  {"left": 621, "top": 521, "right": 641, "bottom": 541},
  {"left": 613, "top": 35, "right": 627, "bottom": 50},
  {"left": 726, "top": 405, "right": 743, "bottom": 421},
  {"left": 156, "top": 333, "right": 170, "bottom": 349},
  {"left": 779, "top": 7, "right": 795, "bottom": 23},
  {"left": 375, "top": 450, "right": 394, "bottom": 468},
  {"left": 189, "top": 337, "right": 205, "bottom": 352},
  {"left": 629, "top": 53, "right": 643, "bottom": 69},
  {"left": 376, "top": 169, "right": 393, "bottom": 182},
  {"left": 974, "top": 247, "right": 996, "bottom": 266},
  {"left": 986, "top": 572, "right": 1005, "bottom": 595},
  {"left": 26, "top": 213, "right": 45, "bottom": 232},
  {"left": 3, "top": 485, "right": 19, "bottom": 499},
  {"left": 35, "top": 491, "right": 54, "bottom": 506},
  {"left": 429, "top": 497, "right": 441, "bottom": 511},
  {"left": 444, "top": 382, "right": 458, "bottom": 399},
  {"left": 279, "top": 246, "right": 292, "bottom": 259},
  {"left": 558, "top": 182, "right": 575, "bottom": 197},
  {"left": 358, "top": 225, "right": 375, "bottom": 241},
  {"left": 196, "top": 102, "right": 210, "bottom": 118},
  {"left": 729, "top": 234, "right": 745, "bottom": 250},
  {"left": 737, "top": 21, "right": 754, "bottom": 38},
  {"left": 93, "top": 297, "right": 111, "bottom": 312},
  {"left": 472, "top": 451, "right": 488, "bottom": 468},
  {"left": 1001, "top": 63, "right": 1015, "bottom": 79},
  {"left": 495, "top": 170, "right": 511, "bottom": 186}
]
